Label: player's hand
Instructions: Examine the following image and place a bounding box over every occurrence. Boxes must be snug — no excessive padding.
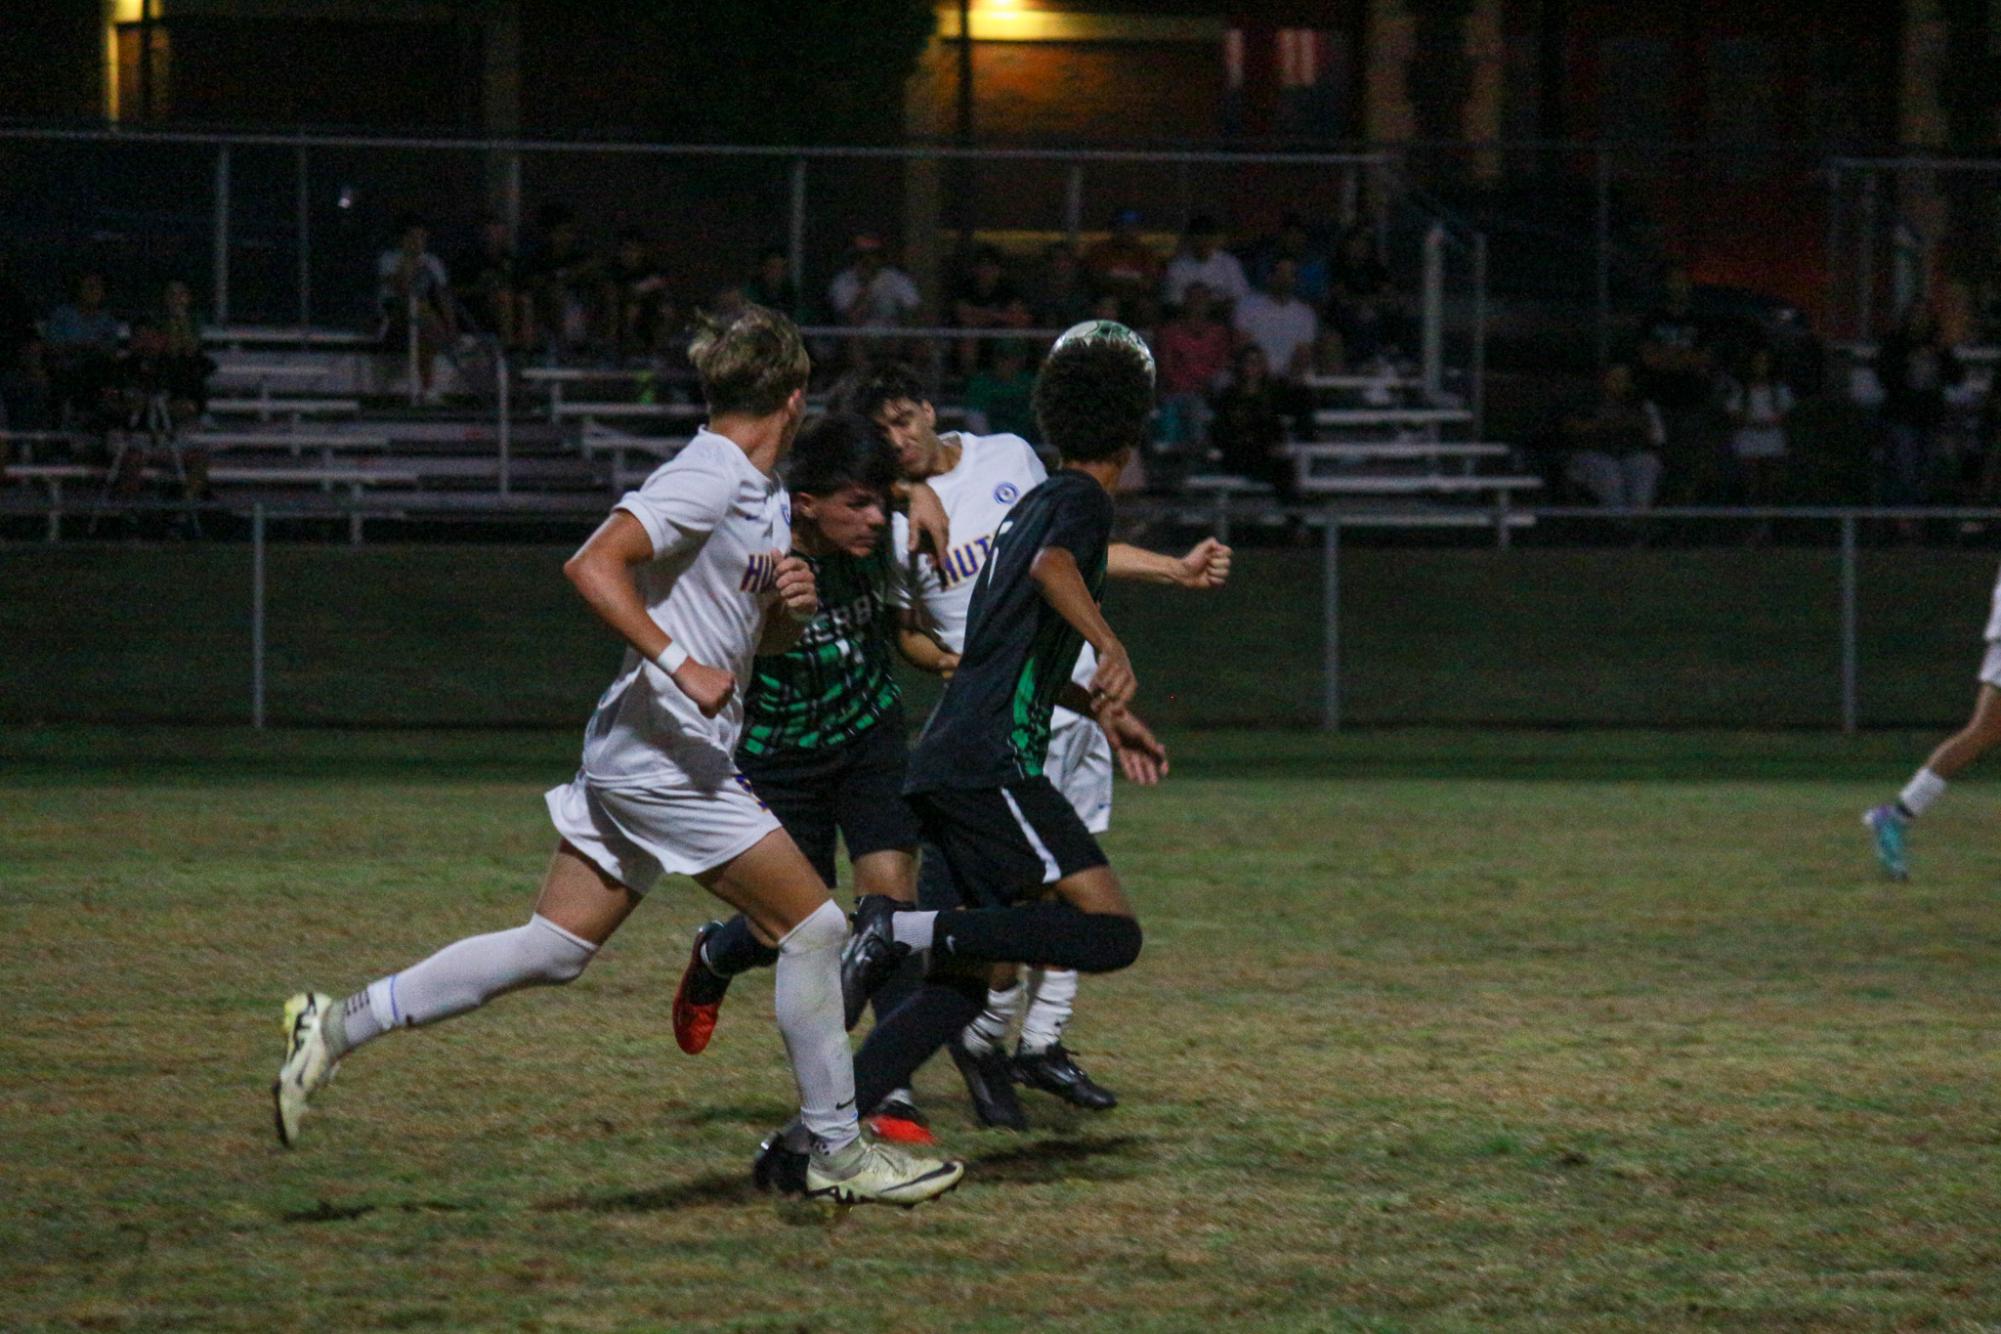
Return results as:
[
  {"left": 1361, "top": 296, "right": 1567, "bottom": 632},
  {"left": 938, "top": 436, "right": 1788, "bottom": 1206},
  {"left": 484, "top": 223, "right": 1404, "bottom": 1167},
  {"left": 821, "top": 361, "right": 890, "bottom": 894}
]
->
[
  {"left": 1098, "top": 704, "right": 1168, "bottom": 785},
  {"left": 774, "top": 552, "right": 818, "bottom": 624},
  {"left": 671, "top": 658, "right": 736, "bottom": 719},
  {"left": 1088, "top": 641, "right": 1137, "bottom": 708},
  {"left": 1176, "top": 537, "right": 1232, "bottom": 590},
  {"left": 937, "top": 652, "right": 960, "bottom": 680},
  {"left": 905, "top": 482, "right": 950, "bottom": 570}
]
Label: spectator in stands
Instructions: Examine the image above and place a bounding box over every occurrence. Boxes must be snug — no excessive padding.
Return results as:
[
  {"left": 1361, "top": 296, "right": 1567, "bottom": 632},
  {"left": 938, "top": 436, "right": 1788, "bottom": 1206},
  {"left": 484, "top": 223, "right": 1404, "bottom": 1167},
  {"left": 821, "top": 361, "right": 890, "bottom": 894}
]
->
[
  {"left": 107, "top": 317, "right": 212, "bottom": 502},
  {"left": 1234, "top": 257, "right": 1318, "bottom": 384},
  {"left": 603, "top": 228, "right": 675, "bottom": 360},
  {"left": 963, "top": 338, "right": 1037, "bottom": 440},
  {"left": 520, "top": 203, "right": 598, "bottom": 354},
  {"left": 745, "top": 245, "right": 808, "bottom": 324},
  {"left": 1722, "top": 346, "right": 1793, "bottom": 508},
  {"left": 1253, "top": 213, "right": 1331, "bottom": 307},
  {"left": 1211, "top": 343, "right": 1292, "bottom": 498},
  {"left": 1027, "top": 240, "right": 1093, "bottom": 330},
  {"left": 156, "top": 280, "right": 214, "bottom": 417},
  {"left": 0, "top": 252, "right": 49, "bottom": 436},
  {"left": 1563, "top": 362, "right": 1666, "bottom": 511},
  {"left": 948, "top": 244, "right": 1032, "bottom": 373},
  {"left": 456, "top": 215, "right": 524, "bottom": 349},
  {"left": 1083, "top": 207, "right": 1164, "bottom": 321},
  {"left": 1156, "top": 281, "right": 1233, "bottom": 452},
  {"left": 1875, "top": 303, "right": 1962, "bottom": 508},
  {"left": 827, "top": 231, "right": 921, "bottom": 367},
  {"left": 1164, "top": 214, "right": 1250, "bottom": 314},
  {"left": 44, "top": 271, "right": 122, "bottom": 426},
  {"left": 1636, "top": 265, "right": 1720, "bottom": 500},
  {"left": 1328, "top": 224, "right": 1394, "bottom": 365},
  {"left": 377, "top": 213, "right": 458, "bottom": 403}
]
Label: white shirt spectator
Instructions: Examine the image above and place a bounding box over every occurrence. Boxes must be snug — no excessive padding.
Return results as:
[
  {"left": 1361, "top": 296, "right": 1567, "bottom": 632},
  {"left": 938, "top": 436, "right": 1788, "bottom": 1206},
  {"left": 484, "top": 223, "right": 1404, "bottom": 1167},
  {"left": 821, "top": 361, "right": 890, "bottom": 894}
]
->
[
  {"left": 1724, "top": 380, "right": 1793, "bottom": 459},
  {"left": 1233, "top": 291, "right": 1318, "bottom": 379},
  {"left": 827, "top": 264, "right": 921, "bottom": 328},
  {"left": 1164, "top": 249, "right": 1250, "bottom": 309},
  {"left": 377, "top": 249, "right": 449, "bottom": 311}
]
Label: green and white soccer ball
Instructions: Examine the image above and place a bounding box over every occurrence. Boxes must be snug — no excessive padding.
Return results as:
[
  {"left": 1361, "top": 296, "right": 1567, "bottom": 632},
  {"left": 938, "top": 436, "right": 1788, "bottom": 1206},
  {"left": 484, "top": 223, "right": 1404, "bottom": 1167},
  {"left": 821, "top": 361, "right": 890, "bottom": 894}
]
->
[{"left": 1051, "top": 319, "right": 1156, "bottom": 387}]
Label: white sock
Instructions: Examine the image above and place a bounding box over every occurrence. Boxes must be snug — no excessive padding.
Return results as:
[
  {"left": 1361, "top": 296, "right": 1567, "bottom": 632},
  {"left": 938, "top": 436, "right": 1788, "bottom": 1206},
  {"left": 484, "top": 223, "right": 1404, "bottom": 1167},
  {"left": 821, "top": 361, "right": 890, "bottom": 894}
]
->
[
  {"left": 1018, "top": 967, "right": 1079, "bottom": 1055},
  {"left": 960, "top": 981, "right": 1024, "bottom": 1057},
  {"left": 890, "top": 910, "right": 938, "bottom": 951},
  {"left": 328, "top": 913, "right": 596, "bottom": 1058},
  {"left": 1899, "top": 768, "right": 1947, "bottom": 819},
  {"left": 772, "top": 899, "right": 860, "bottom": 1159}
]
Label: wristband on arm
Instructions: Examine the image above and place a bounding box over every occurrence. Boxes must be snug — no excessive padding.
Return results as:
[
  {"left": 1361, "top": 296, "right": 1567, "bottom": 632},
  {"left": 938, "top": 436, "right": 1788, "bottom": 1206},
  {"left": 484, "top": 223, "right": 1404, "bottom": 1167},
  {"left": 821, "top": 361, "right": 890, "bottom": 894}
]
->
[{"left": 654, "top": 641, "right": 689, "bottom": 675}]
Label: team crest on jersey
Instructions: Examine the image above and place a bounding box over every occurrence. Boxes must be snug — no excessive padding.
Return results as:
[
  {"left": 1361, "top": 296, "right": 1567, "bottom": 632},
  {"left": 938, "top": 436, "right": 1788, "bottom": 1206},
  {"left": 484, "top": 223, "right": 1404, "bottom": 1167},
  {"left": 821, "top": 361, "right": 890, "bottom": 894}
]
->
[
  {"left": 993, "top": 481, "right": 1020, "bottom": 505},
  {"left": 740, "top": 551, "right": 780, "bottom": 593}
]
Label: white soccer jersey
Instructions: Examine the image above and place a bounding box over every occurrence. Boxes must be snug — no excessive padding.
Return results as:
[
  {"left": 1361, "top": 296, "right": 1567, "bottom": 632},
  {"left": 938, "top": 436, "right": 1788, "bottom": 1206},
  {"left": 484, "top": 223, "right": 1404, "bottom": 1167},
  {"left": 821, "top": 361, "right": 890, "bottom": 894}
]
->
[
  {"left": 910, "top": 431, "right": 1048, "bottom": 653},
  {"left": 579, "top": 429, "right": 792, "bottom": 789},
  {"left": 1986, "top": 561, "right": 2001, "bottom": 642}
]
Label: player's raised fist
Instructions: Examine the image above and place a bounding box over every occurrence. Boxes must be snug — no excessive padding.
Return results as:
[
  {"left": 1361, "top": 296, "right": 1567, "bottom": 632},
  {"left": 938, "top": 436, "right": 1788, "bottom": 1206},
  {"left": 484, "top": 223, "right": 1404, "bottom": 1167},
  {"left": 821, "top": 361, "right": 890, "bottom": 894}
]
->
[
  {"left": 774, "top": 553, "right": 819, "bottom": 624},
  {"left": 671, "top": 658, "right": 736, "bottom": 718},
  {"left": 1089, "top": 641, "right": 1137, "bottom": 707},
  {"left": 1178, "top": 537, "right": 1232, "bottom": 590}
]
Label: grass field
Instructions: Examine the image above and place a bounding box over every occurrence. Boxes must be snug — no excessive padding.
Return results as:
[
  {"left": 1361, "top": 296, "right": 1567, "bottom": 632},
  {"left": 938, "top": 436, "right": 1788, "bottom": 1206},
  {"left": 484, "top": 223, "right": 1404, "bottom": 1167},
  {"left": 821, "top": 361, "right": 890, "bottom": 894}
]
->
[{"left": 4, "top": 726, "right": 2000, "bottom": 1331}]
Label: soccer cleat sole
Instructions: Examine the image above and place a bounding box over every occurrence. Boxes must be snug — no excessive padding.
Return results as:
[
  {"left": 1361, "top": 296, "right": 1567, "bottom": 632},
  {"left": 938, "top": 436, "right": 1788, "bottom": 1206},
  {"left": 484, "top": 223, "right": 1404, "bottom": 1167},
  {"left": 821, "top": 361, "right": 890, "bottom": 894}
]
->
[
  {"left": 864, "top": 1113, "right": 939, "bottom": 1146},
  {"left": 672, "top": 925, "right": 726, "bottom": 1055}
]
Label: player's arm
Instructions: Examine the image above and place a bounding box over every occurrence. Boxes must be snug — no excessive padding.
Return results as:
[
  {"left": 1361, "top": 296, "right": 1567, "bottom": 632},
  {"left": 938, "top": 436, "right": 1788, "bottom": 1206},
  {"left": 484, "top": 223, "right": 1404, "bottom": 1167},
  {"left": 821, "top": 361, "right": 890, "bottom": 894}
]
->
[
  {"left": 1052, "top": 686, "right": 1168, "bottom": 785},
  {"left": 1107, "top": 538, "right": 1232, "bottom": 590},
  {"left": 562, "top": 511, "right": 735, "bottom": 717},
  {"left": 1029, "top": 545, "right": 1135, "bottom": 706},
  {"left": 897, "top": 617, "right": 960, "bottom": 677},
  {"left": 756, "top": 553, "right": 819, "bottom": 655},
  {"left": 894, "top": 480, "right": 950, "bottom": 570}
]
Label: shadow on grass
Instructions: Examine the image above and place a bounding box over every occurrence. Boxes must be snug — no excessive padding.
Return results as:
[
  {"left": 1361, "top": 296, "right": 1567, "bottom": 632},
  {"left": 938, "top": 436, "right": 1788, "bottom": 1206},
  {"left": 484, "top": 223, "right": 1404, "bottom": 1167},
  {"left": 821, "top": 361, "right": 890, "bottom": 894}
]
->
[
  {"left": 535, "top": 1171, "right": 760, "bottom": 1214},
  {"left": 968, "top": 1134, "right": 1147, "bottom": 1185},
  {"left": 282, "top": 1199, "right": 471, "bottom": 1224},
  {"left": 676, "top": 1101, "right": 795, "bottom": 1128}
]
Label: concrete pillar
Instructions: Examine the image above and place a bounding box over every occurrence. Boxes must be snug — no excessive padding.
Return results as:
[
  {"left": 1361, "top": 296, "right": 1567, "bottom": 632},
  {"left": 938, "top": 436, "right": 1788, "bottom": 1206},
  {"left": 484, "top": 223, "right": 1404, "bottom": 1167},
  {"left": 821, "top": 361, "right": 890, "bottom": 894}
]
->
[
  {"left": 481, "top": 0, "right": 522, "bottom": 222},
  {"left": 901, "top": 32, "right": 955, "bottom": 322},
  {"left": 1898, "top": 0, "right": 1957, "bottom": 335},
  {"left": 1364, "top": 0, "right": 1419, "bottom": 145},
  {"left": 1462, "top": 0, "right": 1505, "bottom": 180}
]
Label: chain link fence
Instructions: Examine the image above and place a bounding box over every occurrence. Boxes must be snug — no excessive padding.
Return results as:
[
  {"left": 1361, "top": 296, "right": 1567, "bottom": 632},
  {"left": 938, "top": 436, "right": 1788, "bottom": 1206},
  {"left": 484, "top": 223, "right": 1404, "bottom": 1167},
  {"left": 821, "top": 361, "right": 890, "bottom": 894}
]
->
[{"left": 5, "top": 505, "right": 1997, "bottom": 732}]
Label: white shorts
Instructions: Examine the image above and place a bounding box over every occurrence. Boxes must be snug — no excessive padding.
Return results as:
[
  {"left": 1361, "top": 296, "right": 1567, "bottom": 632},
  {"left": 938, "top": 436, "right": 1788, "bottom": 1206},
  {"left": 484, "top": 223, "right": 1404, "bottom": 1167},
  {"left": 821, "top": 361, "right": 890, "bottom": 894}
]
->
[
  {"left": 1981, "top": 642, "right": 2001, "bottom": 690},
  {"left": 1046, "top": 714, "right": 1114, "bottom": 835},
  {"left": 545, "top": 771, "right": 781, "bottom": 893}
]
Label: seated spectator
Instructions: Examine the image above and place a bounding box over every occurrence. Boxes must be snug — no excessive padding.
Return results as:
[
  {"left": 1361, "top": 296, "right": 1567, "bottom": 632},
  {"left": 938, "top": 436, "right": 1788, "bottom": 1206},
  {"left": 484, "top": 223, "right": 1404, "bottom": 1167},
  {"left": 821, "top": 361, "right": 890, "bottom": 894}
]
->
[
  {"left": 1328, "top": 224, "right": 1395, "bottom": 364},
  {"left": 455, "top": 215, "right": 524, "bottom": 349},
  {"left": 377, "top": 213, "right": 458, "bottom": 402},
  {"left": 1563, "top": 363, "right": 1666, "bottom": 510},
  {"left": 603, "top": 228, "right": 675, "bottom": 360},
  {"left": 1156, "top": 281, "right": 1233, "bottom": 450},
  {"left": 963, "top": 339, "right": 1037, "bottom": 440},
  {"left": 1211, "top": 343, "right": 1292, "bottom": 497},
  {"left": 828, "top": 232, "right": 921, "bottom": 368},
  {"left": 949, "top": 244, "right": 1032, "bottom": 372},
  {"left": 1164, "top": 215, "right": 1250, "bottom": 314},
  {"left": 1234, "top": 257, "right": 1318, "bottom": 384},
  {"left": 1722, "top": 346, "right": 1793, "bottom": 507},
  {"left": 44, "top": 270, "right": 122, "bottom": 425},
  {"left": 745, "top": 245, "right": 808, "bottom": 323},
  {"left": 1083, "top": 208, "right": 1164, "bottom": 321},
  {"left": 1636, "top": 265, "right": 1720, "bottom": 499},
  {"left": 0, "top": 252, "right": 49, "bottom": 437},
  {"left": 1253, "top": 213, "right": 1331, "bottom": 307},
  {"left": 1028, "top": 240, "right": 1093, "bottom": 330},
  {"left": 156, "top": 280, "right": 214, "bottom": 416},
  {"left": 107, "top": 318, "right": 214, "bottom": 500},
  {"left": 519, "top": 203, "right": 598, "bottom": 354}
]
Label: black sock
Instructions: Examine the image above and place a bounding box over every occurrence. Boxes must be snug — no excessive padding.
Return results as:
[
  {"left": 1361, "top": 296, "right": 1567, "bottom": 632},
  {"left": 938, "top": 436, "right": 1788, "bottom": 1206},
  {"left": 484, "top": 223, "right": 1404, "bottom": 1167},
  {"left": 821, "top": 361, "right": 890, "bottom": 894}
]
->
[
  {"left": 703, "top": 914, "right": 780, "bottom": 978},
  {"left": 933, "top": 902, "right": 1142, "bottom": 974},
  {"left": 854, "top": 974, "right": 988, "bottom": 1119},
  {"left": 869, "top": 946, "right": 926, "bottom": 1031}
]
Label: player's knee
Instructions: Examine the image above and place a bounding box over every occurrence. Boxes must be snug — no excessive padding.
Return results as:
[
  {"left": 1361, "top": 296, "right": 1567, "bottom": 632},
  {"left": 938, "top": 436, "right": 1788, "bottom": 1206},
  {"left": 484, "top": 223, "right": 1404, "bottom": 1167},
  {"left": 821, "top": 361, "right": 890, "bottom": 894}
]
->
[
  {"left": 1086, "top": 915, "right": 1142, "bottom": 973},
  {"left": 524, "top": 914, "right": 597, "bottom": 985},
  {"left": 778, "top": 898, "right": 848, "bottom": 955}
]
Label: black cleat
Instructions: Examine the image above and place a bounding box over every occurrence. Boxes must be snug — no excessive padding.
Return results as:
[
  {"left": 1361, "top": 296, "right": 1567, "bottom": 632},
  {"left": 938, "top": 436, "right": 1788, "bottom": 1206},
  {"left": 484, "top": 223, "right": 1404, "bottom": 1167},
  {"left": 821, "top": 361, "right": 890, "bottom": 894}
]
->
[
  {"left": 839, "top": 894, "right": 911, "bottom": 1030},
  {"left": 1012, "top": 1043, "right": 1118, "bottom": 1111},
  {"left": 948, "top": 1037, "right": 1029, "bottom": 1131},
  {"left": 753, "top": 1133, "right": 809, "bottom": 1196}
]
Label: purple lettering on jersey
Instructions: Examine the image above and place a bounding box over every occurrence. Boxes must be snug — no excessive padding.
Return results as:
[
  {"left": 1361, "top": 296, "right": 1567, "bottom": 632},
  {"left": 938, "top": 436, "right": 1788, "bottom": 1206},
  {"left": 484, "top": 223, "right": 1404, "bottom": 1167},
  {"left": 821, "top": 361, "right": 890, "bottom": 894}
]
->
[
  {"left": 939, "top": 533, "right": 997, "bottom": 589},
  {"left": 740, "top": 552, "right": 779, "bottom": 593}
]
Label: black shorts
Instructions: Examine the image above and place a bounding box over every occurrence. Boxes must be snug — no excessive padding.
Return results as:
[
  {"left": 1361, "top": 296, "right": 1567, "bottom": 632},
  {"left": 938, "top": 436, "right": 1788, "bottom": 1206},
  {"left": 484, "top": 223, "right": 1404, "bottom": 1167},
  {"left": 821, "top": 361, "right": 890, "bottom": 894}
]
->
[
  {"left": 737, "top": 712, "right": 922, "bottom": 888},
  {"left": 907, "top": 776, "right": 1108, "bottom": 911}
]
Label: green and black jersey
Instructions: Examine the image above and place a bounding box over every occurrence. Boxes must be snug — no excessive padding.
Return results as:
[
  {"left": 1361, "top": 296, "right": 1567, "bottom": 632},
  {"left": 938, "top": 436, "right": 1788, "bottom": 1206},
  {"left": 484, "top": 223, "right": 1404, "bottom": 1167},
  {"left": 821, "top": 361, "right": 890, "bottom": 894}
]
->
[
  {"left": 737, "top": 537, "right": 906, "bottom": 758},
  {"left": 904, "top": 470, "right": 1113, "bottom": 791}
]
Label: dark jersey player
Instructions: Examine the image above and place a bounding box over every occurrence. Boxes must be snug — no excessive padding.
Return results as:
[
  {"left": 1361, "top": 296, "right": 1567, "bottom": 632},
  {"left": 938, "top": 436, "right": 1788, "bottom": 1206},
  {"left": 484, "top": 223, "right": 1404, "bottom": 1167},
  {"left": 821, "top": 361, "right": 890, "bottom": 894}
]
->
[
  {"left": 670, "top": 413, "right": 958, "bottom": 1056},
  {"left": 755, "top": 320, "right": 1167, "bottom": 1190}
]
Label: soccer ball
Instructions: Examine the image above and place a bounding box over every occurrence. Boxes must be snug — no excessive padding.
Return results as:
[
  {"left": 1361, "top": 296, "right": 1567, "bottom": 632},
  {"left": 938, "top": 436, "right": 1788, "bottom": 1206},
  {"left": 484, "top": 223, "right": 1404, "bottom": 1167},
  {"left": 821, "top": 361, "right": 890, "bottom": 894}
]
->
[{"left": 1051, "top": 319, "right": 1156, "bottom": 387}]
